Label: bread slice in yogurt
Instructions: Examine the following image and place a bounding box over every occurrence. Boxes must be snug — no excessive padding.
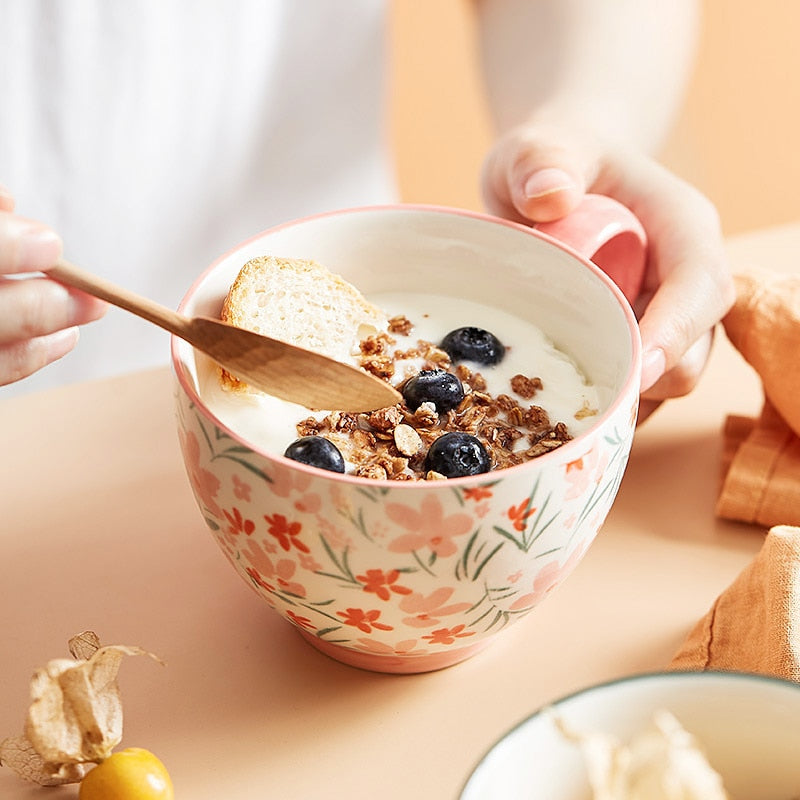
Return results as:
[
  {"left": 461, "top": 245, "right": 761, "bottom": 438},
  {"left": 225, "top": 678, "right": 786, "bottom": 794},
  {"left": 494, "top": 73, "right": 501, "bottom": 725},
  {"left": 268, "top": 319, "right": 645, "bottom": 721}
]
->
[{"left": 219, "top": 255, "right": 387, "bottom": 392}]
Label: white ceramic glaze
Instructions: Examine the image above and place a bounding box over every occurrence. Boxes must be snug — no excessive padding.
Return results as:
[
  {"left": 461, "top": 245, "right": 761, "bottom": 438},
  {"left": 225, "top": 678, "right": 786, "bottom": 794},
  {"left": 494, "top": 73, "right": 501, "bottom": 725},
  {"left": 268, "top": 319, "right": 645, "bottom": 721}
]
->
[
  {"left": 171, "top": 202, "right": 643, "bottom": 673},
  {"left": 460, "top": 670, "right": 800, "bottom": 799}
]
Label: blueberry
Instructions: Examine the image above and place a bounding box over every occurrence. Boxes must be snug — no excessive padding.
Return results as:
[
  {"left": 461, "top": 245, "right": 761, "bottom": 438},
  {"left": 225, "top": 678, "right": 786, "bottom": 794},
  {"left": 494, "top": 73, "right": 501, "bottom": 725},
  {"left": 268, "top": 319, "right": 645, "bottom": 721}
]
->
[
  {"left": 440, "top": 327, "right": 505, "bottom": 366},
  {"left": 284, "top": 436, "right": 345, "bottom": 473},
  {"left": 424, "top": 432, "right": 491, "bottom": 478},
  {"left": 402, "top": 369, "right": 465, "bottom": 413}
]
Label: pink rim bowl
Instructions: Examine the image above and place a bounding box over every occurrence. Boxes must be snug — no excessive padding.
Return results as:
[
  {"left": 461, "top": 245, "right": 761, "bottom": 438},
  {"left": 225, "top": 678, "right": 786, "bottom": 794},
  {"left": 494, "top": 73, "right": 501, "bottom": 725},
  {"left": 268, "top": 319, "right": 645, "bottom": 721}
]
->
[{"left": 171, "top": 203, "right": 643, "bottom": 673}]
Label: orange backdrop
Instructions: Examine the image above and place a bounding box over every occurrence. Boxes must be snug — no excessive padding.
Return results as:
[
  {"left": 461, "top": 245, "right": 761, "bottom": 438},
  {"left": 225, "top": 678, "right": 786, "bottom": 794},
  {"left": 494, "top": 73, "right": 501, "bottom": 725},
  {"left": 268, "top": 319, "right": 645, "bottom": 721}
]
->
[{"left": 390, "top": 0, "right": 800, "bottom": 236}]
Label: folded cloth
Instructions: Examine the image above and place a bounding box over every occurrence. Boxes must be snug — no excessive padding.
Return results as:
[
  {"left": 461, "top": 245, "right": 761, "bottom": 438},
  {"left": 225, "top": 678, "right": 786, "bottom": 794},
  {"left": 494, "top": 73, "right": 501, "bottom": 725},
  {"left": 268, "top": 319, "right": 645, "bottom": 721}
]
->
[
  {"left": 669, "top": 525, "right": 800, "bottom": 681},
  {"left": 716, "top": 269, "right": 800, "bottom": 527},
  {"left": 717, "top": 401, "right": 800, "bottom": 527}
]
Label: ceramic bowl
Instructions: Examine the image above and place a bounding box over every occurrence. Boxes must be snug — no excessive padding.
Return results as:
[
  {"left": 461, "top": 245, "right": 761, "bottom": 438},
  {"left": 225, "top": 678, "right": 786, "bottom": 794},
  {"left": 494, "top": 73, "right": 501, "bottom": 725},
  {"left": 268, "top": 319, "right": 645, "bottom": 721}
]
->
[
  {"left": 459, "top": 670, "right": 800, "bottom": 799},
  {"left": 171, "top": 201, "right": 643, "bottom": 673}
]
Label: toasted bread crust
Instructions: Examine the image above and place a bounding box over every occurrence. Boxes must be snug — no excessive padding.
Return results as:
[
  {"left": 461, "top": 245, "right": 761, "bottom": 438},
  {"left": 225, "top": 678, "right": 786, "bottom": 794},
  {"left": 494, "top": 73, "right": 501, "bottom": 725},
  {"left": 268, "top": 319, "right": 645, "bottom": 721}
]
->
[{"left": 219, "top": 255, "right": 387, "bottom": 392}]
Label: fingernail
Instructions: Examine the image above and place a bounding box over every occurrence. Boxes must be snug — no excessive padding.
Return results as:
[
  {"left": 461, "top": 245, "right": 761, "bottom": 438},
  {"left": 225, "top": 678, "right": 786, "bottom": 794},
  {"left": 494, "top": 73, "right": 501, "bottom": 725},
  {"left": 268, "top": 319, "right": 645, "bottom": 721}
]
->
[
  {"left": 523, "top": 168, "right": 576, "bottom": 199},
  {"left": 641, "top": 348, "right": 666, "bottom": 392},
  {"left": 18, "top": 228, "right": 62, "bottom": 271},
  {"left": 0, "top": 184, "right": 13, "bottom": 207},
  {"left": 44, "top": 327, "right": 80, "bottom": 361}
]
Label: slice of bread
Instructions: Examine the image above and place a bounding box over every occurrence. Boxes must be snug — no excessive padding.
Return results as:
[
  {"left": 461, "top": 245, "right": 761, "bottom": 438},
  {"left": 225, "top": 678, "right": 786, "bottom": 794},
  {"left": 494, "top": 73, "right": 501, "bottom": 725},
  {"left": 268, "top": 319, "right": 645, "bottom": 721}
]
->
[{"left": 219, "top": 255, "right": 387, "bottom": 392}]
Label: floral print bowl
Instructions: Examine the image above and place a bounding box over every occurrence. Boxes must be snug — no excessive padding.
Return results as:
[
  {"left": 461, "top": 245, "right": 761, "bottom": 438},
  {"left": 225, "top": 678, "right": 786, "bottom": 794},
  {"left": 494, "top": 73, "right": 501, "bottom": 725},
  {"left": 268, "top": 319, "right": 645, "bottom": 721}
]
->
[{"left": 171, "top": 201, "right": 643, "bottom": 673}]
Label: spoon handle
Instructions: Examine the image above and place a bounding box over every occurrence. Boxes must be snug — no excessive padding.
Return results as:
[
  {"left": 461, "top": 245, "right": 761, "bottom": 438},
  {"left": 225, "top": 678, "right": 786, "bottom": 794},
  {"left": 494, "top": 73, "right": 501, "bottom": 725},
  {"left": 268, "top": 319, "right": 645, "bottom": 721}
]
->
[{"left": 49, "top": 260, "right": 193, "bottom": 339}]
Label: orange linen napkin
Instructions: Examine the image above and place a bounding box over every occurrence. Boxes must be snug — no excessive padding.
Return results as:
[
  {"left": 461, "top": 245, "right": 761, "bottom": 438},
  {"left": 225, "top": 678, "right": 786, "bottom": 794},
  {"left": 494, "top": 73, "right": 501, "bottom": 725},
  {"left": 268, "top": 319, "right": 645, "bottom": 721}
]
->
[
  {"left": 669, "top": 525, "right": 800, "bottom": 681},
  {"left": 716, "top": 269, "right": 800, "bottom": 527}
]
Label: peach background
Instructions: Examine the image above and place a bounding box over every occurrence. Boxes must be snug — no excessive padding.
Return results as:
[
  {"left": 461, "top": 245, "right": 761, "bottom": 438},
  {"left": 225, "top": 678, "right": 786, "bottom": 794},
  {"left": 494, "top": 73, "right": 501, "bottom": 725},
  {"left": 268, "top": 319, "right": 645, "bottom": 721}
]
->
[{"left": 389, "top": 0, "right": 800, "bottom": 236}]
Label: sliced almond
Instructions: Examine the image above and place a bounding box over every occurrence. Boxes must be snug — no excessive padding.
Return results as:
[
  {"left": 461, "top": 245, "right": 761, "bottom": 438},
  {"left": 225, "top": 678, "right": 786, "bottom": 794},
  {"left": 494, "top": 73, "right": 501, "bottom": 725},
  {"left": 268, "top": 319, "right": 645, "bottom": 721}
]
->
[{"left": 394, "top": 423, "right": 423, "bottom": 456}]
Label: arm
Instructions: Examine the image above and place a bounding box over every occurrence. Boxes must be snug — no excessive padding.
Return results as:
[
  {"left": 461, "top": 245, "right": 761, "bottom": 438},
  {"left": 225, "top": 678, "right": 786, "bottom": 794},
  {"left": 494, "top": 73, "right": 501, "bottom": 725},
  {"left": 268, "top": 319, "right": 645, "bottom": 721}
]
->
[
  {"left": 475, "top": 1, "right": 734, "bottom": 419},
  {"left": 477, "top": 0, "right": 698, "bottom": 153}
]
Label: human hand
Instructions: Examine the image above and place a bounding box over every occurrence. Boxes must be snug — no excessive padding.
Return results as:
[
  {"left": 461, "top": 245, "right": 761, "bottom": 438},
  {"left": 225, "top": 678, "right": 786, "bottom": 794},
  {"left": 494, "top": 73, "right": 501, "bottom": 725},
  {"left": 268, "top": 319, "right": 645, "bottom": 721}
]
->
[
  {"left": 481, "top": 120, "right": 735, "bottom": 421},
  {"left": 0, "top": 186, "right": 106, "bottom": 386}
]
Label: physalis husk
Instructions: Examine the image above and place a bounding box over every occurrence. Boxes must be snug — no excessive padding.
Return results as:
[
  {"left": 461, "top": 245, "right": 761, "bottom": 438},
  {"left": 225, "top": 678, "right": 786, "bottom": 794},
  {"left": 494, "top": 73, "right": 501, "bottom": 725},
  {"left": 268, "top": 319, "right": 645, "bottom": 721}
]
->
[{"left": 0, "top": 631, "right": 162, "bottom": 787}]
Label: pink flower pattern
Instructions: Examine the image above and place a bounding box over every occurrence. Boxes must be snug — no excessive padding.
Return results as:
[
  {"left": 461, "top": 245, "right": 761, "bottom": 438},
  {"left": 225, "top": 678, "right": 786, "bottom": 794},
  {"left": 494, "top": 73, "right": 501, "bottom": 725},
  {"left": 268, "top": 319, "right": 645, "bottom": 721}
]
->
[
  {"left": 232, "top": 474, "right": 251, "bottom": 502},
  {"left": 243, "top": 539, "right": 307, "bottom": 597},
  {"left": 564, "top": 448, "right": 599, "bottom": 500},
  {"left": 509, "top": 542, "right": 588, "bottom": 611},
  {"left": 399, "top": 588, "right": 472, "bottom": 628},
  {"left": 297, "top": 552, "right": 323, "bottom": 572},
  {"left": 386, "top": 496, "right": 472, "bottom": 557},
  {"left": 180, "top": 430, "right": 222, "bottom": 517},
  {"left": 267, "top": 463, "right": 321, "bottom": 514},
  {"left": 354, "top": 638, "right": 427, "bottom": 657}
]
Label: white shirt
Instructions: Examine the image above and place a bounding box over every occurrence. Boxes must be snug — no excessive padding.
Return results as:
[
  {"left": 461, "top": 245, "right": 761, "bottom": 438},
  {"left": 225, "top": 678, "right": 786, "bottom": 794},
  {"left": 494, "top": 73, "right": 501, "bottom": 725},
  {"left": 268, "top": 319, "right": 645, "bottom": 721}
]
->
[{"left": 0, "top": 0, "right": 395, "bottom": 396}]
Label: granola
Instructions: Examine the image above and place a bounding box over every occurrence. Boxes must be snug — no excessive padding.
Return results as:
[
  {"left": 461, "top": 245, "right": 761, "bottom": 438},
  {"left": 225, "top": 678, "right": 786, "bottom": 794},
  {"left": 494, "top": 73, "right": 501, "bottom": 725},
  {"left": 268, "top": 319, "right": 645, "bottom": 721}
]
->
[{"left": 294, "top": 314, "right": 587, "bottom": 481}]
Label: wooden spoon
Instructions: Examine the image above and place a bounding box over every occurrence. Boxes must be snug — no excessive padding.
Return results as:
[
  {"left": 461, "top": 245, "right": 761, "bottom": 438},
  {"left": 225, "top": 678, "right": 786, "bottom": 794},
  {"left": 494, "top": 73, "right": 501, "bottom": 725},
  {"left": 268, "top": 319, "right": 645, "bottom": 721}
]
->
[{"left": 49, "top": 260, "right": 401, "bottom": 412}]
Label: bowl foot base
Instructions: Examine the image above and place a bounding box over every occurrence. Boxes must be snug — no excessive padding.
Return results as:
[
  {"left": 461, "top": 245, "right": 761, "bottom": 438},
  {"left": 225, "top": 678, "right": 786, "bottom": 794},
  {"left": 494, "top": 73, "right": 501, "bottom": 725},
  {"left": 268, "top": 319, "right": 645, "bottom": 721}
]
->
[{"left": 296, "top": 628, "right": 491, "bottom": 674}]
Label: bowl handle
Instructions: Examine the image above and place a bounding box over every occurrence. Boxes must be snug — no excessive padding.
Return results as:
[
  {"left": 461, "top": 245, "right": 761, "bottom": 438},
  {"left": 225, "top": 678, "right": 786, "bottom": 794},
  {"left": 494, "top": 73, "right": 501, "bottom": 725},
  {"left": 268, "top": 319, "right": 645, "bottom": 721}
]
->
[{"left": 534, "top": 193, "right": 647, "bottom": 305}]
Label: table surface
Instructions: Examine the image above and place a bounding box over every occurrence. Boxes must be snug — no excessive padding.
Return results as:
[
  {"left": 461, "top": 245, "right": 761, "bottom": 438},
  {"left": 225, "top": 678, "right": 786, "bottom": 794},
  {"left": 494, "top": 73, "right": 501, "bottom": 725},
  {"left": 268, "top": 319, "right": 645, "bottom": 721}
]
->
[{"left": 1, "top": 223, "right": 797, "bottom": 799}]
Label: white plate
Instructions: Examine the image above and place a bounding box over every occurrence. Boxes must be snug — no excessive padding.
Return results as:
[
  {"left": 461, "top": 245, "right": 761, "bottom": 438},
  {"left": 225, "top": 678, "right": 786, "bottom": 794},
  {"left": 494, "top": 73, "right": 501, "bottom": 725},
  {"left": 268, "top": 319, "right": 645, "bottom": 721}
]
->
[{"left": 460, "top": 671, "right": 800, "bottom": 800}]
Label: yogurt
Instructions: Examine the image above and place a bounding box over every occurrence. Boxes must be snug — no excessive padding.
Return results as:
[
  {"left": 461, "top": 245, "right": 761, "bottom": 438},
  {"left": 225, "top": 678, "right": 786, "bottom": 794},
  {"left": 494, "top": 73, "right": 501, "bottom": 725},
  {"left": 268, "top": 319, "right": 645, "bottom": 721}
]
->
[
  {"left": 198, "top": 291, "right": 601, "bottom": 473},
  {"left": 374, "top": 292, "right": 599, "bottom": 430}
]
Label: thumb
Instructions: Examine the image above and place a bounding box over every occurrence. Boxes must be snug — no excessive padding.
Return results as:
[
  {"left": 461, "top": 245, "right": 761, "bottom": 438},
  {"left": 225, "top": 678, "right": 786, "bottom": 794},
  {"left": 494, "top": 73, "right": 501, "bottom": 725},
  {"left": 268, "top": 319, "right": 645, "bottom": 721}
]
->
[
  {"left": 481, "top": 122, "right": 600, "bottom": 224},
  {"left": 0, "top": 184, "right": 15, "bottom": 213}
]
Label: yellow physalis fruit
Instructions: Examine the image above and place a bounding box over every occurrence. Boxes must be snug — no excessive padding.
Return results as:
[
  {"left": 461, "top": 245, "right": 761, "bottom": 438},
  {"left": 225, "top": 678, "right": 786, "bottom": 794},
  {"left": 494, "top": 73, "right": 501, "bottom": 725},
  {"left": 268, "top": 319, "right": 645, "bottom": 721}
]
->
[{"left": 79, "top": 748, "right": 174, "bottom": 800}]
